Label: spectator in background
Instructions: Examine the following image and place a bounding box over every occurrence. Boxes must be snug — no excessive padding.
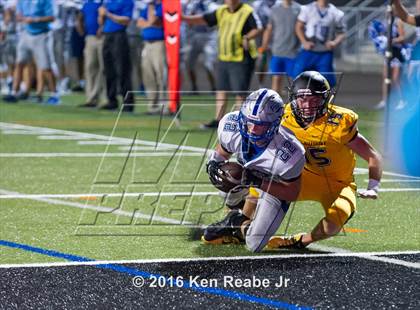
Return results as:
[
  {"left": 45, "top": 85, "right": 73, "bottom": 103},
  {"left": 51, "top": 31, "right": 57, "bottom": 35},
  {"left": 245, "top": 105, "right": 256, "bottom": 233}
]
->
[
  {"left": 252, "top": 0, "right": 276, "bottom": 88},
  {"left": 0, "top": 1, "right": 9, "bottom": 94},
  {"left": 58, "top": 1, "right": 84, "bottom": 93},
  {"left": 183, "top": 0, "right": 262, "bottom": 129},
  {"left": 293, "top": 0, "right": 345, "bottom": 87},
  {"left": 99, "top": 0, "right": 134, "bottom": 112},
  {"left": 137, "top": 0, "right": 165, "bottom": 115},
  {"left": 0, "top": 0, "right": 17, "bottom": 96},
  {"left": 393, "top": 0, "right": 420, "bottom": 107},
  {"left": 78, "top": 0, "right": 106, "bottom": 108},
  {"left": 394, "top": 0, "right": 420, "bottom": 63},
  {"left": 53, "top": 0, "right": 83, "bottom": 94},
  {"left": 4, "top": 0, "right": 59, "bottom": 104},
  {"left": 50, "top": 0, "right": 69, "bottom": 95},
  {"left": 127, "top": 0, "right": 144, "bottom": 93},
  {"left": 368, "top": 18, "right": 409, "bottom": 109},
  {"left": 183, "top": 0, "right": 217, "bottom": 93},
  {"left": 69, "top": 1, "right": 85, "bottom": 92},
  {"left": 259, "top": 0, "right": 300, "bottom": 95},
  {"left": 393, "top": 0, "right": 420, "bottom": 27}
]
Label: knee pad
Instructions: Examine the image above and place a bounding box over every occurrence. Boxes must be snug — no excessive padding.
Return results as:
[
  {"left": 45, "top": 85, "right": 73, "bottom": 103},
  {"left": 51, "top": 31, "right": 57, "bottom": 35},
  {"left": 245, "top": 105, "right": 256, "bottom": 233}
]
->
[{"left": 326, "top": 207, "right": 353, "bottom": 228}]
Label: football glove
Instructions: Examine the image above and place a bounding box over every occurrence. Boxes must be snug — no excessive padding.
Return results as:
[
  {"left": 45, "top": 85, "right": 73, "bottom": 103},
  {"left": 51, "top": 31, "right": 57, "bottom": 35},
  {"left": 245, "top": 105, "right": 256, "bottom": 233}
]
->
[
  {"left": 206, "top": 160, "right": 226, "bottom": 190},
  {"left": 358, "top": 179, "right": 380, "bottom": 199}
]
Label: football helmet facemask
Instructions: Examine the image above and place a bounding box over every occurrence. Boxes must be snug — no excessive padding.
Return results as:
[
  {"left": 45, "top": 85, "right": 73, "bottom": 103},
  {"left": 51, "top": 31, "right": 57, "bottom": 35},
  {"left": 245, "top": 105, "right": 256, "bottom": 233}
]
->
[
  {"left": 239, "top": 88, "right": 284, "bottom": 145},
  {"left": 289, "top": 71, "right": 332, "bottom": 126}
]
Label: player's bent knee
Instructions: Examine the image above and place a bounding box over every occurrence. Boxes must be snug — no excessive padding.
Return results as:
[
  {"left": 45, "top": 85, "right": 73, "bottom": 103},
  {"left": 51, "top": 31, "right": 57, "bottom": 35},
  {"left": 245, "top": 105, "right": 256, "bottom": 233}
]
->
[
  {"left": 245, "top": 235, "right": 264, "bottom": 253},
  {"left": 244, "top": 192, "right": 288, "bottom": 253},
  {"left": 326, "top": 207, "right": 352, "bottom": 228}
]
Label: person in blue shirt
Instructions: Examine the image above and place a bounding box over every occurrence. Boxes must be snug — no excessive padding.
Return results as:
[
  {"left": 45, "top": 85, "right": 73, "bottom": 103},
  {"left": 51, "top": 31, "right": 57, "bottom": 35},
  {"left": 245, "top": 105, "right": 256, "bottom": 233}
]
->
[
  {"left": 77, "top": 0, "right": 106, "bottom": 108},
  {"left": 137, "top": 0, "right": 165, "bottom": 114},
  {"left": 98, "top": 0, "right": 134, "bottom": 112},
  {"left": 4, "top": 0, "right": 59, "bottom": 104}
]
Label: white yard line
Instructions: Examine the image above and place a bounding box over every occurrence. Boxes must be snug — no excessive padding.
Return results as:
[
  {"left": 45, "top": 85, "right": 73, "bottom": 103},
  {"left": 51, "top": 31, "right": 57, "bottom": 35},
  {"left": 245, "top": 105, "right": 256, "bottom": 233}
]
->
[
  {"left": 0, "top": 122, "right": 209, "bottom": 154},
  {"left": 0, "top": 251, "right": 418, "bottom": 269},
  {"left": 0, "top": 192, "right": 219, "bottom": 199},
  {"left": 118, "top": 146, "right": 174, "bottom": 151},
  {"left": 366, "top": 179, "right": 420, "bottom": 183},
  {"left": 0, "top": 189, "right": 420, "bottom": 269},
  {"left": 1, "top": 122, "right": 419, "bottom": 270},
  {"left": 0, "top": 189, "right": 193, "bottom": 225},
  {"left": 1, "top": 122, "right": 419, "bottom": 179},
  {"left": 0, "top": 153, "right": 205, "bottom": 157},
  {"left": 355, "top": 167, "right": 420, "bottom": 179},
  {"left": 37, "top": 135, "right": 94, "bottom": 140},
  {"left": 308, "top": 244, "right": 420, "bottom": 269},
  {"left": 2, "top": 187, "right": 420, "bottom": 199},
  {"left": 379, "top": 188, "right": 420, "bottom": 192},
  {"left": 77, "top": 141, "right": 131, "bottom": 145}
]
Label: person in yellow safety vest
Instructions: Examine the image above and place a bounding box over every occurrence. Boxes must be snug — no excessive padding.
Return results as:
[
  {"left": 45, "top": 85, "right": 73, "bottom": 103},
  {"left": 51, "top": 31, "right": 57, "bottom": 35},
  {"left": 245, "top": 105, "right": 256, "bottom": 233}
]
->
[{"left": 182, "top": 0, "right": 263, "bottom": 129}]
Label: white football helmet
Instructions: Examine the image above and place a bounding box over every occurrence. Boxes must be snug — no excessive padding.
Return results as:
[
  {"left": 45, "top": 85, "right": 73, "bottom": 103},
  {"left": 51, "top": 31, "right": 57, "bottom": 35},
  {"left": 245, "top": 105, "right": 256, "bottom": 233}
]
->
[{"left": 239, "top": 88, "right": 284, "bottom": 145}]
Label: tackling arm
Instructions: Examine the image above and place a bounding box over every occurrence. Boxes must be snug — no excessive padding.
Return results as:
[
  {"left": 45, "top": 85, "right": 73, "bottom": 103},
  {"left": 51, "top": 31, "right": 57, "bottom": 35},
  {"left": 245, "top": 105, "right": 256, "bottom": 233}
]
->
[{"left": 347, "top": 133, "right": 383, "bottom": 199}]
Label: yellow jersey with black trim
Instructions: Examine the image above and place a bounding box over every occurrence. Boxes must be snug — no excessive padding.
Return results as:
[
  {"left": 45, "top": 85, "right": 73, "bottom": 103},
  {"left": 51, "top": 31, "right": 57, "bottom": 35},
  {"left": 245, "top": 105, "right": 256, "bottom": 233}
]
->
[
  {"left": 215, "top": 4, "right": 257, "bottom": 62},
  {"left": 281, "top": 104, "right": 359, "bottom": 182}
]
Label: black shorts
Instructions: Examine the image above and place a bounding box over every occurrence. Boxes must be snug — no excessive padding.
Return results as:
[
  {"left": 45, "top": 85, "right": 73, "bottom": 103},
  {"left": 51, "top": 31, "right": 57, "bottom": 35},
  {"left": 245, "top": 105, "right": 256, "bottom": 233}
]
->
[{"left": 216, "top": 57, "right": 255, "bottom": 95}]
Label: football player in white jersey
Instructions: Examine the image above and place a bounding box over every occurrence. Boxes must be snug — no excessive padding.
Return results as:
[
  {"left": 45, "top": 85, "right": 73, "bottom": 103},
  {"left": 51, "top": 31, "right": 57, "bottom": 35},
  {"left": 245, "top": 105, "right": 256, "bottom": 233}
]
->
[
  {"left": 203, "top": 88, "right": 305, "bottom": 253},
  {"left": 293, "top": 0, "right": 345, "bottom": 87}
]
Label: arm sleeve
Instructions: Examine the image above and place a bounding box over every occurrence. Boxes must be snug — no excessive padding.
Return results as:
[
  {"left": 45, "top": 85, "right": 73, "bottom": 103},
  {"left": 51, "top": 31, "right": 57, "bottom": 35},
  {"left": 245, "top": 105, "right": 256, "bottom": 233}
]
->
[
  {"left": 122, "top": 1, "right": 134, "bottom": 18},
  {"left": 242, "top": 11, "right": 261, "bottom": 35},
  {"left": 342, "top": 112, "right": 359, "bottom": 144},
  {"left": 155, "top": 3, "right": 163, "bottom": 18},
  {"left": 44, "top": 0, "right": 53, "bottom": 17},
  {"left": 217, "top": 113, "right": 237, "bottom": 154},
  {"left": 297, "top": 5, "right": 307, "bottom": 23},
  {"left": 335, "top": 9, "right": 346, "bottom": 34},
  {"left": 203, "top": 10, "right": 217, "bottom": 27}
]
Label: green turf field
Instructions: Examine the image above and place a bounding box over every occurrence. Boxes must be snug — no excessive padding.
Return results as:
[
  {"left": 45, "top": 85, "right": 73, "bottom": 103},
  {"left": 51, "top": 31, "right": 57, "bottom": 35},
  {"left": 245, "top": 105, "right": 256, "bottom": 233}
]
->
[{"left": 0, "top": 96, "right": 419, "bottom": 264}]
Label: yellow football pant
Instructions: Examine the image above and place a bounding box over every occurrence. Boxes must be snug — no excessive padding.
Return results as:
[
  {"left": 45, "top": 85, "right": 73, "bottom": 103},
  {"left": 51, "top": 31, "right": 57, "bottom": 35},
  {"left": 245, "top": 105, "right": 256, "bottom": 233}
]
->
[{"left": 249, "top": 169, "right": 357, "bottom": 227}]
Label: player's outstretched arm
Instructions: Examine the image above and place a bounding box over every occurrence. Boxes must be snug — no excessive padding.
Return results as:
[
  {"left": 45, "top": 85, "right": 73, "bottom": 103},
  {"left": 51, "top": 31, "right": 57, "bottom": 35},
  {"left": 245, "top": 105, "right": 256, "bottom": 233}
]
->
[
  {"left": 347, "top": 133, "right": 383, "bottom": 199},
  {"left": 182, "top": 14, "right": 207, "bottom": 26}
]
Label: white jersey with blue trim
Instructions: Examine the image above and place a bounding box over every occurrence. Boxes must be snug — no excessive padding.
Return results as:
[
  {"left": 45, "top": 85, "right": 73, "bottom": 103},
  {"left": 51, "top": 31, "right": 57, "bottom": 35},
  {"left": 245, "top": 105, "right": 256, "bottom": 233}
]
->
[
  {"left": 217, "top": 111, "right": 305, "bottom": 182},
  {"left": 298, "top": 2, "right": 345, "bottom": 52}
]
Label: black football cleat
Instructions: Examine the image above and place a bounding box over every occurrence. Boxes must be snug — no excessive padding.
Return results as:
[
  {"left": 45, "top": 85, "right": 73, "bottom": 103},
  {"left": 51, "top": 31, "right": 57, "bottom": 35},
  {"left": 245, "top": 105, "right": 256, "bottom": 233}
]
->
[{"left": 202, "top": 210, "right": 248, "bottom": 245}]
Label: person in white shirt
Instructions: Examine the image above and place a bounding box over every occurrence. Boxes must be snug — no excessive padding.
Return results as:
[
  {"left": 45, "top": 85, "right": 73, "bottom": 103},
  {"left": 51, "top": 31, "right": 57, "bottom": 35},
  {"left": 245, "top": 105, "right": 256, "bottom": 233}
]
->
[{"left": 292, "top": 0, "right": 345, "bottom": 87}]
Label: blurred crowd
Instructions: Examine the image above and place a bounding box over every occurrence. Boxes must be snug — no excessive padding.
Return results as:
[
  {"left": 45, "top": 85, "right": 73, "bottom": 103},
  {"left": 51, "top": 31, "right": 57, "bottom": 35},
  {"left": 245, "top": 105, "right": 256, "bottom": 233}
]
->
[{"left": 0, "top": 0, "right": 419, "bottom": 124}]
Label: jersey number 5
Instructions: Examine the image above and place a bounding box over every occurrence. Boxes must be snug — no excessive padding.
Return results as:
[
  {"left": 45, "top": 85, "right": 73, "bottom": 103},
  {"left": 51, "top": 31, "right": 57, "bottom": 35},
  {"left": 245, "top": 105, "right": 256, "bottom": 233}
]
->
[{"left": 306, "top": 147, "right": 331, "bottom": 167}]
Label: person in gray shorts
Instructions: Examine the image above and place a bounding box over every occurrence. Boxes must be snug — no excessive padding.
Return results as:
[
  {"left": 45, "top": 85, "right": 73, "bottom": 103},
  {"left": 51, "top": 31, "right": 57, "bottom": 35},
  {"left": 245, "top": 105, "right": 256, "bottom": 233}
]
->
[
  {"left": 3, "top": 0, "right": 59, "bottom": 104},
  {"left": 183, "top": 0, "right": 217, "bottom": 92},
  {"left": 0, "top": 1, "right": 17, "bottom": 95},
  {"left": 260, "top": 0, "right": 300, "bottom": 94}
]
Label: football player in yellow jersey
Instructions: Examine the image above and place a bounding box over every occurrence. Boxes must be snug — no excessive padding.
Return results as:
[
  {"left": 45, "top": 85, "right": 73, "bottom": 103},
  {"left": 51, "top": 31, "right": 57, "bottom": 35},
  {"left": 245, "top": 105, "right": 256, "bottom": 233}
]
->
[
  {"left": 201, "top": 71, "right": 383, "bottom": 250},
  {"left": 264, "top": 71, "right": 383, "bottom": 249}
]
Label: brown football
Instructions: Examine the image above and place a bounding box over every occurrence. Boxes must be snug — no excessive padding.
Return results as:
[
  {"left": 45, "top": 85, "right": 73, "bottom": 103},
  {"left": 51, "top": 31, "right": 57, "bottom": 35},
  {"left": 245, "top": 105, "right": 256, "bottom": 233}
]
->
[{"left": 217, "top": 162, "right": 244, "bottom": 193}]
